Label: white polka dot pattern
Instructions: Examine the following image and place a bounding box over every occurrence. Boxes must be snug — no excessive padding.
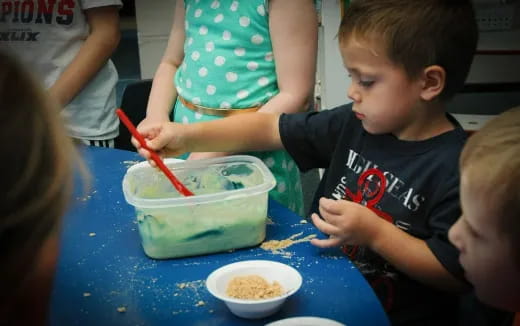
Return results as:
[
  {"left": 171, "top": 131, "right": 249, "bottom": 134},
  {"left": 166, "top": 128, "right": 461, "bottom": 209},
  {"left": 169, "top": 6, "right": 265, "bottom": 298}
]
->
[
  {"left": 277, "top": 181, "right": 287, "bottom": 193},
  {"left": 237, "top": 90, "right": 249, "bottom": 99},
  {"left": 234, "top": 47, "right": 245, "bottom": 56},
  {"left": 220, "top": 101, "right": 231, "bottom": 109},
  {"left": 222, "top": 30, "right": 232, "bottom": 40},
  {"left": 251, "top": 34, "right": 263, "bottom": 44},
  {"left": 257, "top": 5, "right": 265, "bottom": 16},
  {"left": 176, "top": 0, "right": 279, "bottom": 120},
  {"left": 247, "top": 61, "right": 259, "bottom": 71},
  {"left": 214, "top": 13, "right": 224, "bottom": 23},
  {"left": 207, "top": 85, "right": 217, "bottom": 95},
  {"left": 191, "top": 51, "right": 200, "bottom": 61},
  {"left": 258, "top": 77, "right": 268, "bottom": 86},
  {"left": 226, "top": 72, "right": 238, "bottom": 82},
  {"left": 239, "top": 16, "right": 250, "bottom": 27},
  {"left": 264, "top": 157, "right": 275, "bottom": 168},
  {"left": 198, "top": 67, "right": 208, "bottom": 77},
  {"left": 214, "top": 56, "right": 226, "bottom": 66},
  {"left": 211, "top": 0, "right": 220, "bottom": 9}
]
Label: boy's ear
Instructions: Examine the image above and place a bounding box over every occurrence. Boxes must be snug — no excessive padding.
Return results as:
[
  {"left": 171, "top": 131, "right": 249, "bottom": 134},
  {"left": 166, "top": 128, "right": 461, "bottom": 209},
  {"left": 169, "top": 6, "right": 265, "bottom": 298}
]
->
[{"left": 420, "top": 65, "right": 445, "bottom": 101}]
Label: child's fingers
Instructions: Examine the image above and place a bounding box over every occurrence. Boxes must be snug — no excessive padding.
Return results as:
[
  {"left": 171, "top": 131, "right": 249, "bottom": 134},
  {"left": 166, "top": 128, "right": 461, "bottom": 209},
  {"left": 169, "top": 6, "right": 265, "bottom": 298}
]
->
[
  {"left": 146, "top": 133, "right": 170, "bottom": 152},
  {"left": 130, "top": 136, "right": 141, "bottom": 149},
  {"left": 310, "top": 236, "right": 342, "bottom": 248},
  {"left": 137, "top": 148, "right": 151, "bottom": 159},
  {"left": 311, "top": 213, "right": 341, "bottom": 236},
  {"left": 318, "top": 200, "right": 343, "bottom": 226},
  {"left": 319, "top": 197, "right": 346, "bottom": 215}
]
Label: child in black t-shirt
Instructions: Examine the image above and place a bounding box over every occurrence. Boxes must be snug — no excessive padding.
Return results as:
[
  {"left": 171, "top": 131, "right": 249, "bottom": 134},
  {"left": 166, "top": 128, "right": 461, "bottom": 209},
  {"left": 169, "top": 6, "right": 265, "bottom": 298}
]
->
[{"left": 132, "top": 1, "right": 478, "bottom": 324}]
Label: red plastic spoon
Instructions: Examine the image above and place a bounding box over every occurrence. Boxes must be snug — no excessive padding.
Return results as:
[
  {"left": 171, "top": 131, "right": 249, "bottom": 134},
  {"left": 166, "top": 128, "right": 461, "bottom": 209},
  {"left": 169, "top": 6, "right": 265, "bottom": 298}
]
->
[{"left": 116, "top": 108, "right": 194, "bottom": 197}]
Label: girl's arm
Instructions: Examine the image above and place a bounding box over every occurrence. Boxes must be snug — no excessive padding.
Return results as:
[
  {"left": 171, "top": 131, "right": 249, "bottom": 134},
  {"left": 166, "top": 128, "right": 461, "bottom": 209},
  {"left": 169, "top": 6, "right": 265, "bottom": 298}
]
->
[
  {"left": 49, "top": 6, "right": 120, "bottom": 107},
  {"left": 139, "top": 0, "right": 186, "bottom": 127},
  {"left": 259, "top": 0, "right": 318, "bottom": 115}
]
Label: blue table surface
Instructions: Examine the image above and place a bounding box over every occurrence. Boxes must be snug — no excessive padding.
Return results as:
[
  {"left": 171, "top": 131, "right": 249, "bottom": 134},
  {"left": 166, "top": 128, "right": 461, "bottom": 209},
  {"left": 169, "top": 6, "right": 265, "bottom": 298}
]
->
[{"left": 50, "top": 147, "right": 389, "bottom": 326}]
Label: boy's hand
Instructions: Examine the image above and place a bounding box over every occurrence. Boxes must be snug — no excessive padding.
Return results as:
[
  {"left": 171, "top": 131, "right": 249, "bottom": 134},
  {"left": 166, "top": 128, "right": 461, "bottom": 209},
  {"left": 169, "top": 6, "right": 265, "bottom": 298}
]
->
[{"left": 310, "top": 197, "right": 386, "bottom": 248}]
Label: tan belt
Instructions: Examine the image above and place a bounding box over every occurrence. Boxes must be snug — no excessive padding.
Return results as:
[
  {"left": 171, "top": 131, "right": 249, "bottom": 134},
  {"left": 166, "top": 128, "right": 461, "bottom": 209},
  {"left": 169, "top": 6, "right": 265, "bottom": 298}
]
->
[{"left": 178, "top": 95, "right": 260, "bottom": 117}]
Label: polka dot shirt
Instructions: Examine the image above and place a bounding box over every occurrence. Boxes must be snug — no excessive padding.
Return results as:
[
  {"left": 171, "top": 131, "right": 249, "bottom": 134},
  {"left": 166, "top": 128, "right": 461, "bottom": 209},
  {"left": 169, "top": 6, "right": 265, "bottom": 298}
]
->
[{"left": 175, "top": 0, "right": 278, "bottom": 109}]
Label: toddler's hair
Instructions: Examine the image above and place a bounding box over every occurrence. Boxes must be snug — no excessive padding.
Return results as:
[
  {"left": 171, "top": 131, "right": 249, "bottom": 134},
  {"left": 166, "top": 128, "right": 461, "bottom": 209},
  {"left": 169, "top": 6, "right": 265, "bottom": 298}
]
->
[
  {"left": 339, "top": 0, "right": 478, "bottom": 100},
  {"left": 460, "top": 107, "right": 520, "bottom": 264}
]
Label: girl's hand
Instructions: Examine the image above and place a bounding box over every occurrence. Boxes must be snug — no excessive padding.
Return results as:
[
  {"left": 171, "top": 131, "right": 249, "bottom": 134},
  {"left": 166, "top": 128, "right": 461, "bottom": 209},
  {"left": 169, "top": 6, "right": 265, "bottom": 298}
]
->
[
  {"left": 310, "top": 197, "right": 386, "bottom": 248},
  {"left": 136, "top": 115, "right": 169, "bottom": 135},
  {"left": 131, "top": 121, "right": 188, "bottom": 163}
]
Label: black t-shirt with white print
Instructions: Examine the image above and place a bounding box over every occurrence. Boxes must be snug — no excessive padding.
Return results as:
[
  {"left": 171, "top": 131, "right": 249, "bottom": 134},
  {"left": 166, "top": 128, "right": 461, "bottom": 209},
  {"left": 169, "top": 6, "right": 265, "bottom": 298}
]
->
[{"left": 279, "top": 103, "right": 467, "bottom": 325}]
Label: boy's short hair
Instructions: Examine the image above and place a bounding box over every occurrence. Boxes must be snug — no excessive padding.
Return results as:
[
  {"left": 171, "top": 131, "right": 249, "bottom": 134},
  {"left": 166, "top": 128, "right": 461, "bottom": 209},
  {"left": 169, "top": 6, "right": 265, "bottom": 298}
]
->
[
  {"left": 460, "top": 107, "right": 520, "bottom": 264},
  {"left": 339, "top": 0, "right": 478, "bottom": 100}
]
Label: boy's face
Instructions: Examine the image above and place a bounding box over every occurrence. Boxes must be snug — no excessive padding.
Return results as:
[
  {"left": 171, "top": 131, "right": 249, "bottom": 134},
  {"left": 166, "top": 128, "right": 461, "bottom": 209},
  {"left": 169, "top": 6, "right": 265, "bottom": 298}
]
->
[
  {"left": 340, "top": 38, "right": 425, "bottom": 139},
  {"left": 448, "top": 173, "right": 520, "bottom": 312}
]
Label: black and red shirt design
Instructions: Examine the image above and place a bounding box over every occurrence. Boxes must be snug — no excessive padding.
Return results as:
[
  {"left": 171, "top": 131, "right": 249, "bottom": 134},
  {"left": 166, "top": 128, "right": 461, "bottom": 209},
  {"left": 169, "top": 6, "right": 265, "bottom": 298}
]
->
[{"left": 280, "top": 104, "right": 467, "bottom": 321}]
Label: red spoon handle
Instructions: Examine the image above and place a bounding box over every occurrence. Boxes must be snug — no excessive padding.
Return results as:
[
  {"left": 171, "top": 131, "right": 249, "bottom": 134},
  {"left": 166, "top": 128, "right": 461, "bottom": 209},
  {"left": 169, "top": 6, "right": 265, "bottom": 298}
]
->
[{"left": 116, "top": 109, "right": 194, "bottom": 197}]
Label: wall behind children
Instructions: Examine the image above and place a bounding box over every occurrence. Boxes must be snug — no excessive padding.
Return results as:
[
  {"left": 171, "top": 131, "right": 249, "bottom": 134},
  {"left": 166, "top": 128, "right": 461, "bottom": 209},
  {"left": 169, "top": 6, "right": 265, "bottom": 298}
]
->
[
  {"left": 134, "top": 0, "right": 175, "bottom": 79},
  {"left": 133, "top": 0, "right": 519, "bottom": 117},
  {"left": 320, "top": 0, "right": 520, "bottom": 113}
]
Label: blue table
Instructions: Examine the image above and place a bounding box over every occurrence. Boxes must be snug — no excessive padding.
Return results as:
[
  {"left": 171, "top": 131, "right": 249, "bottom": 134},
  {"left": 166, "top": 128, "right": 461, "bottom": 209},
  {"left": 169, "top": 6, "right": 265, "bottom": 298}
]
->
[{"left": 50, "top": 147, "right": 389, "bottom": 326}]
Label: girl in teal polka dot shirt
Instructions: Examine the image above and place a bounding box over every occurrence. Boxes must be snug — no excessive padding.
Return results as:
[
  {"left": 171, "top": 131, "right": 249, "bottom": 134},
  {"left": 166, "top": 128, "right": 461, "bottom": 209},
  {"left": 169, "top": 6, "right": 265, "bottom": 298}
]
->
[{"left": 138, "top": 0, "right": 318, "bottom": 215}]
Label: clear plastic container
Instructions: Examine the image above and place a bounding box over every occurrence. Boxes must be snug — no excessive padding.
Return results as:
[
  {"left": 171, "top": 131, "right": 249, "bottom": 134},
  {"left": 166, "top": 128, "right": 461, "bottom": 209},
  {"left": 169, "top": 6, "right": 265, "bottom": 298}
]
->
[{"left": 122, "top": 155, "right": 276, "bottom": 259}]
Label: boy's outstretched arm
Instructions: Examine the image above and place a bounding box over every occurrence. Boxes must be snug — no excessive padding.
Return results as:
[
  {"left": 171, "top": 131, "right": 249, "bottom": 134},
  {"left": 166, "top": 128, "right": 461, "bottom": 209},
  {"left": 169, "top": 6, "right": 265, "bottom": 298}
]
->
[
  {"left": 49, "top": 6, "right": 120, "bottom": 107},
  {"left": 134, "top": 112, "right": 284, "bottom": 159},
  {"left": 311, "top": 198, "right": 468, "bottom": 292}
]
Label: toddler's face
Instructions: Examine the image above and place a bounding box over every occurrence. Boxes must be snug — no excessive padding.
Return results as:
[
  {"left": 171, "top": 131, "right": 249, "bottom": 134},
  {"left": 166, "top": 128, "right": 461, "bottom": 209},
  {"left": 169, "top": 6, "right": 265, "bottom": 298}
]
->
[
  {"left": 448, "top": 173, "right": 520, "bottom": 312},
  {"left": 339, "top": 38, "right": 424, "bottom": 139}
]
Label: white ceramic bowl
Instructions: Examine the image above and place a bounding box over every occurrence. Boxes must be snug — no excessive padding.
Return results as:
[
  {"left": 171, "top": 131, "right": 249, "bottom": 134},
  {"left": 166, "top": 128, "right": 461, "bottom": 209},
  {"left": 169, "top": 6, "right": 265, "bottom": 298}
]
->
[
  {"left": 266, "top": 317, "right": 346, "bottom": 326},
  {"left": 206, "top": 260, "right": 302, "bottom": 319}
]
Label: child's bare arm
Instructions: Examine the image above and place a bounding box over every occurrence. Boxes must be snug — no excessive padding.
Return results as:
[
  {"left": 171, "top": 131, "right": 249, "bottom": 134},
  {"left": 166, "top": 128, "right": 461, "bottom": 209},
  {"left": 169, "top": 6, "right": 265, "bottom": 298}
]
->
[
  {"left": 259, "top": 0, "right": 317, "bottom": 115},
  {"left": 49, "top": 6, "right": 120, "bottom": 107},
  {"left": 139, "top": 0, "right": 186, "bottom": 128},
  {"left": 368, "top": 215, "right": 467, "bottom": 291},
  {"left": 135, "top": 112, "right": 284, "bottom": 159},
  {"left": 311, "top": 198, "right": 467, "bottom": 292}
]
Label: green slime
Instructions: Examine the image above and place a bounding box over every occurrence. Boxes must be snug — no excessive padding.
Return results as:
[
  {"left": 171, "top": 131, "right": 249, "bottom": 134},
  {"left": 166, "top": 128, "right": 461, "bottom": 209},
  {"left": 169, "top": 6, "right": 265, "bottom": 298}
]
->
[{"left": 131, "top": 163, "right": 268, "bottom": 259}]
